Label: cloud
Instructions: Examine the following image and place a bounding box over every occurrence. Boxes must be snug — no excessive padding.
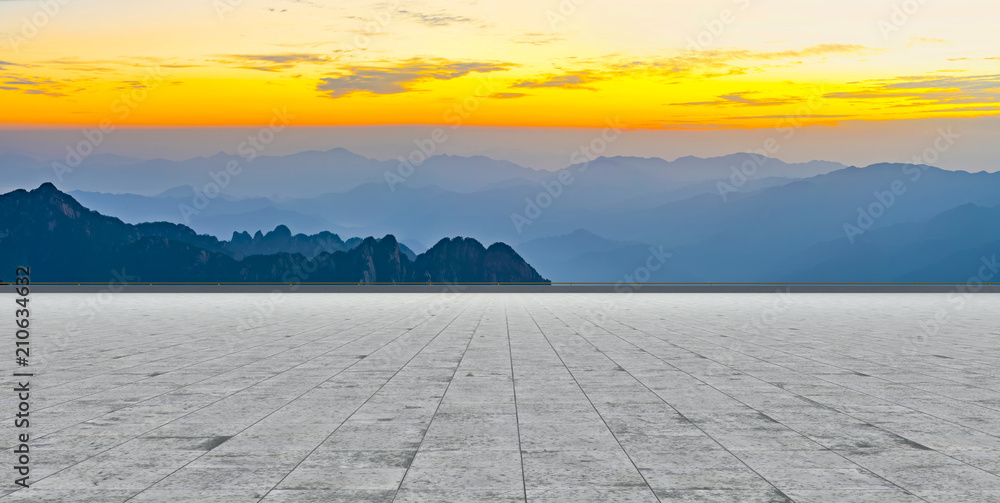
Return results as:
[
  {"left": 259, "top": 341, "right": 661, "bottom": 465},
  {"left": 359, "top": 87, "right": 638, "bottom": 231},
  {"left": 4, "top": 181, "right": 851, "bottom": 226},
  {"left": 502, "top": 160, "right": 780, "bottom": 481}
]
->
[
  {"left": 512, "top": 72, "right": 596, "bottom": 90},
  {"left": 23, "top": 89, "right": 66, "bottom": 97},
  {"left": 22, "top": 57, "right": 189, "bottom": 74},
  {"left": 748, "top": 43, "right": 869, "bottom": 60},
  {"left": 824, "top": 74, "right": 1000, "bottom": 109},
  {"left": 671, "top": 91, "right": 796, "bottom": 107},
  {"left": 39, "top": 59, "right": 117, "bottom": 73},
  {"left": 397, "top": 10, "right": 474, "bottom": 27},
  {"left": 880, "top": 74, "right": 1000, "bottom": 92},
  {"left": 910, "top": 37, "right": 950, "bottom": 44},
  {"left": 113, "top": 80, "right": 148, "bottom": 90},
  {"left": 0, "top": 72, "right": 70, "bottom": 97},
  {"left": 515, "top": 33, "right": 566, "bottom": 46},
  {"left": 564, "top": 43, "right": 873, "bottom": 85},
  {"left": 488, "top": 92, "right": 527, "bottom": 99},
  {"left": 672, "top": 44, "right": 869, "bottom": 70},
  {"left": 501, "top": 44, "right": 867, "bottom": 96},
  {"left": 720, "top": 92, "right": 792, "bottom": 106},
  {"left": 219, "top": 53, "right": 332, "bottom": 71},
  {"left": 317, "top": 58, "right": 512, "bottom": 98},
  {"left": 925, "top": 106, "right": 1000, "bottom": 114},
  {"left": 725, "top": 114, "right": 850, "bottom": 120}
]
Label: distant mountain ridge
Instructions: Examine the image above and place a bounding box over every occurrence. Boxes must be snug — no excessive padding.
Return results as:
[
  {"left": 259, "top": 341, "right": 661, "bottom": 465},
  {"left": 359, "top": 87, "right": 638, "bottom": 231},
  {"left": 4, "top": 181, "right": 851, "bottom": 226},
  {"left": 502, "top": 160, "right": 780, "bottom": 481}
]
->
[
  {"left": 0, "top": 184, "right": 547, "bottom": 283},
  {"left": 4, "top": 152, "right": 1000, "bottom": 282},
  {"left": 0, "top": 149, "right": 850, "bottom": 245},
  {"left": 1, "top": 147, "right": 845, "bottom": 200}
]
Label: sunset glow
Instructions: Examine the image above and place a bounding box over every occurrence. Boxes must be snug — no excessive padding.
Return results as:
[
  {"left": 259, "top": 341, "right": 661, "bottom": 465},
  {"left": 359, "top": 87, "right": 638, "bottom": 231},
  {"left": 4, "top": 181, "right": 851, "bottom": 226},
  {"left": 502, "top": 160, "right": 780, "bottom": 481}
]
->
[{"left": 2, "top": 0, "right": 999, "bottom": 128}]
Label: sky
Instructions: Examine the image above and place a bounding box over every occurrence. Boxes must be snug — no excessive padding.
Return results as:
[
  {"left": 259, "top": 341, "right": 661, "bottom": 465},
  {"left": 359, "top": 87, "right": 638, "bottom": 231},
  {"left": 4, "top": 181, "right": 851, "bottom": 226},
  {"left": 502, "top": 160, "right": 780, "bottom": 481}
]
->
[{"left": 0, "top": 0, "right": 998, "bottom": 168}]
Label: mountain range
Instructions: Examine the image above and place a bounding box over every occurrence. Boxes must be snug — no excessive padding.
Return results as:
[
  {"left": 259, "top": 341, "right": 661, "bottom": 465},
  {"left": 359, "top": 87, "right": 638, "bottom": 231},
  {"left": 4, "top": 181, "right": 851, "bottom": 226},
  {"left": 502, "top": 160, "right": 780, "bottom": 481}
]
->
[
  {"left": 0, "top": 184, "right": 547, "bottom": 284},
  {"left": 2, "top": 149, "right": 998, "bottom": 282}
]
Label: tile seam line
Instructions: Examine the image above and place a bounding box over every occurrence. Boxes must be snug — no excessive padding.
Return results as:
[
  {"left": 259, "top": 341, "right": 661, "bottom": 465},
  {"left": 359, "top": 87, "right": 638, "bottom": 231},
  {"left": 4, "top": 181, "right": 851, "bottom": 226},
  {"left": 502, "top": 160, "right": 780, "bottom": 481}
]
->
[
  {"left": 1, "top": 299, "right": 425, "bottom": 420},
  {"left": 22, "top": 305, "right": 343, "bottom": 377},
  {"left": 674, "top": 309, "right": 1000, "bottom": 392},
  {"left": 571, "top": 302, "right": 977, "bottom": 499},
  {"left": 520, "top": 296, "right": 663, "bottom": 503},
  {"left": 652, "top": 313, "right": 1000, "bottom": 481},
  {"left": 388, "top": 299, "right": 488, "bottom": 503},
  {"left": 255, "top": 300, "right": 478, "bottom": 502},
  {"left": 554, "top": 302, "right": 922, "bottom": 501},
  {"left": 505, "top": 296, "right": 529, "bottom": 503},
  {"left": 664, "top": 310, "right": 1000, "bottom": 443},
  {"left": 0, "top": 304, "right": 409, "bottom": 442},
  {"left": 156, "top": 299, "right": 473, "bottom": 503},
  {"left": 13, "top": 298, "right": 438, "bottom": 496}
]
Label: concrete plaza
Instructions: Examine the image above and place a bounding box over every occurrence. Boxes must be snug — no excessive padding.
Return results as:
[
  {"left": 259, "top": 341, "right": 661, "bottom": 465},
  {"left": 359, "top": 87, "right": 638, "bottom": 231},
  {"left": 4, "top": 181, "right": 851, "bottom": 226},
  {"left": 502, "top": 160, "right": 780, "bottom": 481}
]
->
[{"left": 2, "top": 293, "right": 1000, "bottom": 502}]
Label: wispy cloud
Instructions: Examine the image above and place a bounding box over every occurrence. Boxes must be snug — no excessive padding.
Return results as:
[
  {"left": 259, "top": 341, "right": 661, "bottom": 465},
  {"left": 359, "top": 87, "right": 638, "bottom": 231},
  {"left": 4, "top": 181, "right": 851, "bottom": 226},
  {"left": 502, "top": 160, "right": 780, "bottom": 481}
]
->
[
  {"left": 218, "top": 53, "right": 333, "bottom": 72},
  {"left": 671, "top": 91, "right": 796, "bottom": 107},
  {"left": 515, "top": 33, "right": 566, "bottom": 46},
  {"left": 23, "top": 88, "right": 66, "bottom": 97},
  {"left": 666, "top": 44, "right": 870, "bottom": 73},
  {"left": 0, "top": 73, "right": 69, "bottom": 97},
  {"left": 567, "top": 43, "right": 873, "bottom": 83},
  {"left": 488, "top": 92, "right": 527, "bottom": 99},
  {"left": 747, "top": 43, "right": 870, "bottom": 60},
  {"left": 38, "top": 59, "right": 117, "bottom": 73},
  {"left": 317, "top": 58, "right": 512, "bottom": 98},
  {"left": 503, "top": 44, "right": 868, "bottom": 97},
  {"left": 397, "top": 9, "right": 474, "bottom": 27},
  {"left": 925, "top": 106, "right": 1000, "bottom": 114},
  {"left": 725, "top": 114, "right": 850, "bottom": 120},
  {"left": 880, "top": 74, "right": 1000, "bottom": 92},
  {"left": 824, "top": 74, "right": 1000, "bottom": 108},
  {"left": 513, "top": 72, "right": 596, "bottom": 90},
  {"left": 910, "top": 37, "right": 950, "bottom": 45},
  {"left": 20, "top": 57, "right": 192, "bottom": 74}
]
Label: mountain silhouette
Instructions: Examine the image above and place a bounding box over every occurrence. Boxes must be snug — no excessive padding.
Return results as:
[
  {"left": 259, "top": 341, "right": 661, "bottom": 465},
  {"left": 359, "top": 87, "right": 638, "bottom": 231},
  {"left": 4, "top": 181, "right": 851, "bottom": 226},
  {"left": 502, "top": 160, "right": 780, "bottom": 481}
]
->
[
  {"left": 0, "top": 184, "right": 548, "bottom": 284},
  {"left": 412, "top": 238, "right": 548, "bottom": 283}
]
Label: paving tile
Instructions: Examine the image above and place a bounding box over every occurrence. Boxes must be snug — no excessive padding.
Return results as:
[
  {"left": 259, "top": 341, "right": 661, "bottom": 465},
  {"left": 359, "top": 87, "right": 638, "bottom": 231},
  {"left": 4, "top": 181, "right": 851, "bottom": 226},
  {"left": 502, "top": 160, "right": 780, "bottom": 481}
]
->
[{"left": 2, "top": 293, "right": 999, "bottom": 502}]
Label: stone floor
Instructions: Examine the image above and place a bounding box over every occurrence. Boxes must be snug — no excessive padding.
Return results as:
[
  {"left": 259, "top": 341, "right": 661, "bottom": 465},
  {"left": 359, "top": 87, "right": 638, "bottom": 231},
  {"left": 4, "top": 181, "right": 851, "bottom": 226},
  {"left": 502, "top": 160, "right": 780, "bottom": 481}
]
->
[{"left": 2, "top": 293, "right": 1000, "bottom": 502}]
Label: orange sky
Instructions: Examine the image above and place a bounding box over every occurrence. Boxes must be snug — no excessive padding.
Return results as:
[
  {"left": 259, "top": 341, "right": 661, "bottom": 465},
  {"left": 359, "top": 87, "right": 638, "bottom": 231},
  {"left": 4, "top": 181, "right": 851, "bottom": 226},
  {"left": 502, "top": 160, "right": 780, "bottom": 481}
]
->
[{"left": 1, "top": 0, "right": 999, "bottom": 129}]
